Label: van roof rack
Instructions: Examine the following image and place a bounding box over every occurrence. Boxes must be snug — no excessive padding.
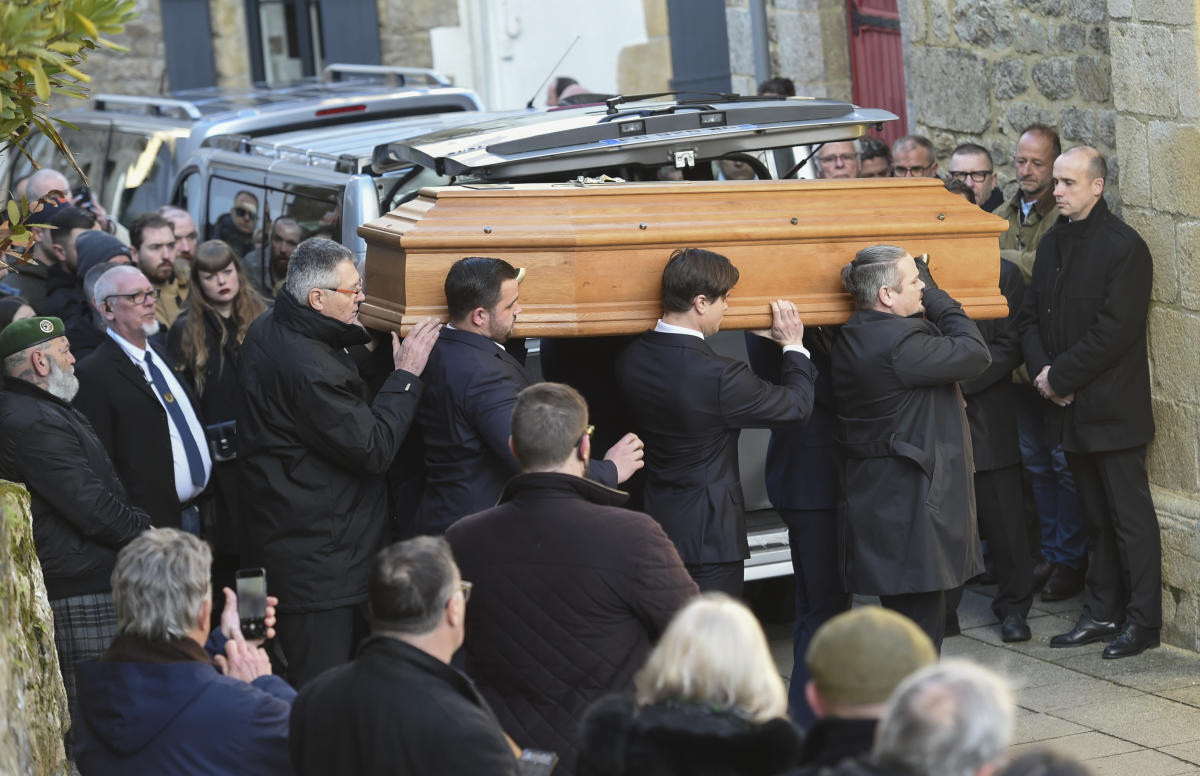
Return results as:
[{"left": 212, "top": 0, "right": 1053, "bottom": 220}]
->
[
  {"left": 92, "top": 94, "right": 203, "bottom": 120},
  {"left": 320, "top": 64, "right": 451, "bottom": 87},
  {"left": 207, "top": 134, "right": 364, "bottom": 174}
]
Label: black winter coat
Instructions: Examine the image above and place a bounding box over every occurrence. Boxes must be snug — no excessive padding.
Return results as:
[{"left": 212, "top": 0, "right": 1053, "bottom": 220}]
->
[
  {"left": 832, "top": 288, "right": 990, "bottom": 595},
  {"left": 446, "top": 473, "right": 699, "bottom": 775},
  {"left": 960, "top": 258, "right": 1025, "bottom": 472},
  {"left": 237, "top": 290, "right": 423, "bottom": 613},
  {"left": 290, "top": 636, "right": 519, "bottom": 776},
  {"left": 0, "top": 378, "right": 150, "bottom": 599},
  {"left": 578, "top": 695, "right": 805, "bottom": 776},
  {"left": 1018, "top": 197, "right": 1155, "bottom": 453},
  {"left": 168, "top": 309, "right": 246, "bottom": 552},
  {"left": 37, "top": 263, "right": 105, "bottom": 360}
]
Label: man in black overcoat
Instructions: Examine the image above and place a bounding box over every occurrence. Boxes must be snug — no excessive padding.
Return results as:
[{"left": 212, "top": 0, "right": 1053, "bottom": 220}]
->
[
  {"left": 832, "top": 244, "right": 991, "bottom": 650},
  {"left": 289, "top": 537, "right": 519, "bottom": 775},
  {"left": 447, "top": 383, "right": 698, "bottom": 775},
  {"left": 615, "top": 247, "right": 816, "bottom": 598},
  {"left": 237, "top": 238, "right": 441, "bottom": 686},
  {"left": 1020, "top": 146, "right": 1161, "bottom": 658}
]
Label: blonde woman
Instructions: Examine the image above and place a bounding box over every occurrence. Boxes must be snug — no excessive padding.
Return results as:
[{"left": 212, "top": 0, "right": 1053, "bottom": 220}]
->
[{"left": 578, "top": 593, "right": 803, "bottom": 776}]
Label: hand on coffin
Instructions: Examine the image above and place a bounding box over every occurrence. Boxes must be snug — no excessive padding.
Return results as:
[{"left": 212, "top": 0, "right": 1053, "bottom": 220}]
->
[
  {"left": 915, "top": 253, "right": 940, "bottom": 292},
  {"left": 752, "top": 299, "right": 805, "bottom": 347},
  {"left": 393, "top": 317, "right": 443, "bottom": 375},
  {"left": 604, "top": 432, "right": 645, "bottom": 484}
]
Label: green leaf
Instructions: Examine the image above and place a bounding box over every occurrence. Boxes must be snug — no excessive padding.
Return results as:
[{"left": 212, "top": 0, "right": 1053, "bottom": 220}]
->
[{"left": 5, "top": 199, "right": 19, "bottom": 225}]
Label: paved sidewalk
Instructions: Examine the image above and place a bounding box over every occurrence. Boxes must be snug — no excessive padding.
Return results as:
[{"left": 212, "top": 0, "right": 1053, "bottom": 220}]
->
[{"left": 767, "top": 587, "right": 1200, "bottom": 775}]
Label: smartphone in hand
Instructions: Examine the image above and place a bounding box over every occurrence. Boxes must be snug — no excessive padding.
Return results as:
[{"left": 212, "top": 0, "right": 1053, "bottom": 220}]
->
[{"left": 235, "top": 567, "right": 268, "bottom": 639}]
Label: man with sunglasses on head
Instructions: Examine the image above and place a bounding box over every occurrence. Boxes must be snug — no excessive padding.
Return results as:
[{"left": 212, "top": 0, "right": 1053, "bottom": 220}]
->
[
  {"left": 237, "top": 237, "right": 442, "bottom": 688},
  {"left": 75, "top": 264, "right": 212, "bottom": 532}
]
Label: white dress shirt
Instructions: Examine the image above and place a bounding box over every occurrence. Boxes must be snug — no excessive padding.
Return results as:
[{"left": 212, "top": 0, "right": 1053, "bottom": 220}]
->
[
  {"left": 654, "top": 319, "right": 811, "bottom": 358},
  {"left": 106, "top": 328, "right": 212, "bottom": 503}
]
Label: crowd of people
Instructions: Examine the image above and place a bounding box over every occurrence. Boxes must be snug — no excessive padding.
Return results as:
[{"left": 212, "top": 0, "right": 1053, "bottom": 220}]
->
[{"left": 0, "top": 73, "right": 1159, "bottom": 774}]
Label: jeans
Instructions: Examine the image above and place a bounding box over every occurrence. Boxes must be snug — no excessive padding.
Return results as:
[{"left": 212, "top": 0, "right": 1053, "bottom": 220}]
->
[{"left": 1015, "top": 386, "right": 1086, "bottom": 569}]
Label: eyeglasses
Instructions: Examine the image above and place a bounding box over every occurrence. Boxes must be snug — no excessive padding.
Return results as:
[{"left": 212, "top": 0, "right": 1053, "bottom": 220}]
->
[
  {"left": 948, "top": 170, "right": 993, "bottom": 182},
  {"left": 106, "top": 288, "right": 160, "bottom": 306},
  {"left": 458, "top": 580, "right": 473, "bottom": 604},
  {"left": 576, "top": 424, "right": 595, "bottom": 448},
  {"left": 892, "top": 164, "right": 933, "bottom": 177},
  {"left": 322, "top": 284, "right": 363, "bottom": 297},
  {"left": 817, "top": 153, "right": 858, "bottom": 165},
  {"left": 234, "top": 207, "right": 257, "bottom": 219}
]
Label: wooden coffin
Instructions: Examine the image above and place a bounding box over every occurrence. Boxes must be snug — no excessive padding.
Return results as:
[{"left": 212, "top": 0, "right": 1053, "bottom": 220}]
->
[{"left": 357, "top": 177, "right": 1009, "bottom": 337}]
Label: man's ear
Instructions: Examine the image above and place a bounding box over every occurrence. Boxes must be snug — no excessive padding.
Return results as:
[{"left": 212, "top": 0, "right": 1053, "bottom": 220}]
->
[
  {"left": 508, "top": 435, "right": 518, "bottom": 461},
  {"left": 197, "top": 597, "right": 212, "bottom": 634},
  {"left": 30, "top": 348, "right": 52, "bottom": 378},
  {"left": 307, "top": 288, "right": 324, "bottom": 312},
  {"left": 877, "top": 285, "right": 893, "bottom": 310},
  {"left": 470, "top": 306, "right": 489, "bottom": 329},
  {"left": 692, "top": 294, "right": 707, "bottom": 315},
  {"left": 579, "top": 432, "right": 590, "bottom": 462},
  {"left": 50, "top": 242, "right": 66, "bottom": 264},
  {"left": 805, "top": 681, "right": 826, "bottom": 719}
]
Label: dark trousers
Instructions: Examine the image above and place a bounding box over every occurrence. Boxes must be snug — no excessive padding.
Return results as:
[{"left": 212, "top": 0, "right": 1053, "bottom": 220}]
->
[
  {"left": 782, "top": 509, "right": 851, "bottom": 727},
  {"left": 275, "top": 603, "right": 370, "bottom": 688},
  {"left": 686, "top": 561, "right": 744, "bottom": 598},
  {"left": 976, "top": 465, "right": 1034, "bottom": 620},
  {"left": 880, "top": 590, "right": 947, "bottom": 653},
  {"left": 1066, "top": 446, "right": 1162, "bottom": 628}
]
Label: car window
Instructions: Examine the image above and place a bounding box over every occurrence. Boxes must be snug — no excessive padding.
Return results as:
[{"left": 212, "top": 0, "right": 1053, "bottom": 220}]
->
[
  {"left": 207, "top": 175, "right": 266, "bottom": 260},
  {"left": 379, "top": 165, "right": 454, "bottom": 211},
  {"left": 107, "top": 130, "right": 179, "bottom": 227},
  {"left": 276, "top": 183, "right": 341, "bottom": 243},
  {"left": 8, "top": 122, "right": 110, "bottom": 199}
]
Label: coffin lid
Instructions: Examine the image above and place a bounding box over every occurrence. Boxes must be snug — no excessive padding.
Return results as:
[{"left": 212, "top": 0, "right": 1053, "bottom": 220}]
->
[{"left": 373, "top": 96, "right": 897, "bottom": 180}]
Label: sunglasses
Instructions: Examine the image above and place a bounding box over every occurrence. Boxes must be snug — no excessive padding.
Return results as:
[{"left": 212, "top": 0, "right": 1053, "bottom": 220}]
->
[{"left": 234, "top": 206, "right": 257, "bottom": 219}]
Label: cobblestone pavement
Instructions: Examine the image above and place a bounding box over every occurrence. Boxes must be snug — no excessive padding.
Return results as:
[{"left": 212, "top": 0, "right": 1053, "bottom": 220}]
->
[{"left": 766, "top": 586, "right": 1200, "bottom": 775}]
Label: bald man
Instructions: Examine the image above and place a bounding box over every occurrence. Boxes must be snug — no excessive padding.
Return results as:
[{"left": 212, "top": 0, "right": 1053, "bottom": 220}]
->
[{"left": 1019, "top": 145, "right": 1160, "bottom": 659}]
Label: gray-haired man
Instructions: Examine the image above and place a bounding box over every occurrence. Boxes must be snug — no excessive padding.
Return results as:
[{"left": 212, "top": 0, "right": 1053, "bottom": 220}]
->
[{"left": 238, "top": 237, "right": 441, "bottom": 687}]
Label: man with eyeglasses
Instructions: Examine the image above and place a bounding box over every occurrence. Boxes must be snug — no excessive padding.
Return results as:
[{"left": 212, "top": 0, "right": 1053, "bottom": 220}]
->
[
  {"left": 446, "top": 383, "right": 698, "bottom": 775},
  {"left": 948, "top": 143, "right": 1003, "bottom": 211},
  {"left": 290, "top": 536, "right": 520, "bottom": 775},
  {"left": 994, "top": 125, "right": 1085, "bottom": 606},
  {"left": 129, "top": 212, "right": 187, "bottom": 328},
  {"left": 237, "top": 237, "right": 441, "bottom": 688},
  {"left": 815, "top": 140, "right": 861, "bottom": 179},
  {"left": 891, "top": 135, "right": 940, "bottom": 178},
  {"left": 75, "top": 264, "right": 212, "bottom": 533}
]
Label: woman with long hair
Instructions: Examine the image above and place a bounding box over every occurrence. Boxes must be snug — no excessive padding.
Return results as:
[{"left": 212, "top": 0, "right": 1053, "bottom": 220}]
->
[
  {"left": 578, "top": 593, "right": 804, "bottom": 776},
  {"left": 167, "top": 240, "right": 266, "bottom": 590}
]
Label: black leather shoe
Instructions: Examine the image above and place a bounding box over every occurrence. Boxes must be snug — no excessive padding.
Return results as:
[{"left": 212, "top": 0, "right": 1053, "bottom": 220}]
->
[
  {"left": 1031, "top": 559, "right": 1053, "bottom": 591},
  {"left": 1041, "top": 564, "right": 1084, "bottom": 601},
  {"left": 1103, "top": 624, "right": 1160, "bottom": 659},
  {"left": 1050, "top": 615, "right": 1119, "bottom": 647},
  {"left": 1001, "top": 615, "right": 1032, "bottom": 643}
]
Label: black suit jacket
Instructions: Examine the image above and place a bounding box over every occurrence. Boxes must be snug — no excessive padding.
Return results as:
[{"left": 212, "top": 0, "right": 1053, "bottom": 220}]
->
[
  {"left": 413, "top": 327, "right": 615, "bottom": 535},
  {"left": 615, "top": 331, "right": 817, "bottom": 564},
  {"left": 74, "top": 336, "right": 204, "bottom": 528}
]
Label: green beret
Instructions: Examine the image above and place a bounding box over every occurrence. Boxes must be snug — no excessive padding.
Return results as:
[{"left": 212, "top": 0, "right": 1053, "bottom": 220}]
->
[
  {"left": 0, "top": 316, "right": 66, "bottom": 359},
  {"left": 806, "top": 606, "right": 938, "bottom": 707}
]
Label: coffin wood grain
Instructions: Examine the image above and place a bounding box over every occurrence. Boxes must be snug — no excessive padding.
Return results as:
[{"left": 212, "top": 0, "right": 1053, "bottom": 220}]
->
[{"left": 358, "top": 177, "right": 1009, "bottom": 336}]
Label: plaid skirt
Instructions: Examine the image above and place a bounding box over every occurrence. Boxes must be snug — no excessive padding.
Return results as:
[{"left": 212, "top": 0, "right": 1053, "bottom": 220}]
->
[{"left": 50, "top": 591, "right": 118, "bottom": 715}]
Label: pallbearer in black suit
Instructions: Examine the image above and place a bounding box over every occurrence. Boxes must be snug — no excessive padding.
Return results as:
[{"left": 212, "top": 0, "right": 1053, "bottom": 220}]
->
[
  {"left": 75, "top": 264, "right": 212, "bottom": 531},
  {"left": 413, "top": 257, "right": 644, "bottom": 535},
  {"left": 615, "top": 248, "right": 817, "bottom": 598}
]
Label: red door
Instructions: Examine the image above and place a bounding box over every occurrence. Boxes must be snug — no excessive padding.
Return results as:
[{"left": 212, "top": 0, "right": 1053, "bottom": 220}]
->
[{"left": 847, "top": 0, "right": 907, "bottom": 146}]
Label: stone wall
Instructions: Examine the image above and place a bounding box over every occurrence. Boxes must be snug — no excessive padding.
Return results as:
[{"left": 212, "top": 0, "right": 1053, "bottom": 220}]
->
[
  {"left": 377, "top": 0, "right": 458, "bottom": 68},
  {"left": 617, "top": 0, "right": 674, "bottom": 95},
  {"left": 0, "top": 483, "right": 69, "bottom": 776},
  {"left": 726, "top": 0, "right": 853, "bottom": 99},
  {"left": 211, "top": 0, "right": 252, "bottom": 89},
  {"left": 1116, "top": 0, "right": 1200, "bottom": 650},
  {"left": 899, "top": 0, "right": 1118, "bottom": 204}
]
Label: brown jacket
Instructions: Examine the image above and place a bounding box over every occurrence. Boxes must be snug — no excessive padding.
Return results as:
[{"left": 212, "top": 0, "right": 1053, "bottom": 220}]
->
[{"left": 994, "top": 188, "right": 1059, "bottom": 280}]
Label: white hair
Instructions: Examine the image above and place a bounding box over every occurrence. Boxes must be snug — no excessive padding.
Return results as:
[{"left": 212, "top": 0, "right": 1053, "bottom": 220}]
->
[{"left": 112, "top": 528, "right": 211, "bottom": 641}]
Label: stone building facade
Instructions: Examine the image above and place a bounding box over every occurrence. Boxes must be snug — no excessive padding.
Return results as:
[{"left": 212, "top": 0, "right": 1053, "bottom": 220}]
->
[{"left": 899, "top": 0, "right": 1119, "bottom": 204}]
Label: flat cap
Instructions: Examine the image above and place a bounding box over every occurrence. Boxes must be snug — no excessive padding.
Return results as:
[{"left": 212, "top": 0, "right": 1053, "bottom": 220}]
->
[
  {"left": 0, "top": 316, "right": 66, "bottom": 359},
  {"left": 806, "top": 605, "right": 938, "bottom": 707}
]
